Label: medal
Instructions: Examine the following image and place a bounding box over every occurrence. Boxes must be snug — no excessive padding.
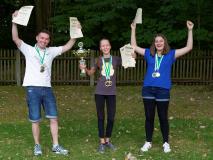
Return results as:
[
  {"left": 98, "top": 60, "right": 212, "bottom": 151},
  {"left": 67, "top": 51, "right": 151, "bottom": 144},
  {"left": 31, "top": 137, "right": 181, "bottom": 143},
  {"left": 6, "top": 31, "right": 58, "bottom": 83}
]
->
[
  {"left": 105, "top": 80, "right": 112, "bottom": 87},
  {"left": 152, "top": 72, "right": 157, "bottom": 78},
  {"left": 152, "top": 72, "right": 160, "bottom": 78},
  {"left": 153, "top": 54, "right": 164, "bottom": 78},
  {"left": 40, "top": 65, "right": 45, "bottom": 72},
  {"left": 102, "top": 56, "right": 112, "bottom": 87},
  {"left": 35, "top": 44, "right": 46, "bottom": 73},
  {"left": 155, "top": 72, "right": 160, "bottom": 77}
]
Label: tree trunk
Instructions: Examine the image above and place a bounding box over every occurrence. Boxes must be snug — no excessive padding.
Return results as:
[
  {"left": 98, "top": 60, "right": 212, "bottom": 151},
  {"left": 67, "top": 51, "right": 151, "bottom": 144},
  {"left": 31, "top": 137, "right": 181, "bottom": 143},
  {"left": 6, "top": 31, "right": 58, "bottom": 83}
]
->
[{"left": 34, "top": 0, "right": 52, "bottom": 33}]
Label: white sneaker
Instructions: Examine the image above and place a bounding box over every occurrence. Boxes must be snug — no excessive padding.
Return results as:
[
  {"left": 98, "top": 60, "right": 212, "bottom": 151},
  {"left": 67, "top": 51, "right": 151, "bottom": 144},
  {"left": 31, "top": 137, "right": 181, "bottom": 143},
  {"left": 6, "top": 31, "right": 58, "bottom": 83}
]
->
[
  {"left": 140, "top": 142, "right": 152, "bottom": 152},
  {"left": 52, "top": 145, "right": 68, "bottom": 155},
  {"left": 163, "top": 142, "right": 171, "bottom": 153}
]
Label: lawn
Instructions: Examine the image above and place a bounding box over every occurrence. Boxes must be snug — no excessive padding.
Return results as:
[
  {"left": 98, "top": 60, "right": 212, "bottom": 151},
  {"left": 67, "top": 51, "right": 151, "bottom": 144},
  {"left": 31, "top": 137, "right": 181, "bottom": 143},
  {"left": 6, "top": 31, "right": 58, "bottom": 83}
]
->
[{"left": 0, "top": 85, "right": 212, "bottom": 160}]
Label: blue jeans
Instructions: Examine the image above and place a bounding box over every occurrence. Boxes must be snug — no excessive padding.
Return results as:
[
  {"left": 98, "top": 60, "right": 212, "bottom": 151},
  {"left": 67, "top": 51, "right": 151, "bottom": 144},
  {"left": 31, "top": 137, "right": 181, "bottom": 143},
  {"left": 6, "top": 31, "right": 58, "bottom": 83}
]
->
[{"left": 26, "top": 86, "right": 58, "bottom": 122}]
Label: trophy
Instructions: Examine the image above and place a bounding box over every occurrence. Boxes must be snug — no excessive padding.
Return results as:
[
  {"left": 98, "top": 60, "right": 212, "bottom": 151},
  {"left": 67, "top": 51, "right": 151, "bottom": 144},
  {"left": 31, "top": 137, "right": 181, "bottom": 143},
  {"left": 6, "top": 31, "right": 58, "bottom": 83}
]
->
[{"left": 73, "top": 42, "right": 90, "bottom": 77}]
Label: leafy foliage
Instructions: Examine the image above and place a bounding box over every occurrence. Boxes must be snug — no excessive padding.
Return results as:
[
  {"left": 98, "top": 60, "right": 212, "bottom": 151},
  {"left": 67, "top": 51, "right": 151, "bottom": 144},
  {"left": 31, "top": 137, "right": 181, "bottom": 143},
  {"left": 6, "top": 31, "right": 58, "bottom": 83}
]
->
[
  {"left": 0, "top": 0, "right": 212, "bottom": 50},
  {"left": 51, "top": 0, "right": 138, "bottom": 49},
  {"left": 0, "top": 0, "right": 36, "bottom": 48},
  {"left": 50, "top": 0, "right": 212, "bottom": 50}
]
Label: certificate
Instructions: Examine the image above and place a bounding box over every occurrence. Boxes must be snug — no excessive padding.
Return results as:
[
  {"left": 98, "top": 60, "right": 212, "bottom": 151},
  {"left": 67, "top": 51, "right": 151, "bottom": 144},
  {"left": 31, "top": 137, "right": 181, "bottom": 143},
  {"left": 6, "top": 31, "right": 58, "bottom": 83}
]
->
[
  {"left": 120, "top": 44, "right": 136, "bottom": 69},
  {"left": 70, "top": 17, "right": 83, "bottom": 39},
  {"left": 12, "top": 6, "right": 34, "bottom": 26},
  {"left": 134, "top": 8, "right": 142, "bottom": 24}
]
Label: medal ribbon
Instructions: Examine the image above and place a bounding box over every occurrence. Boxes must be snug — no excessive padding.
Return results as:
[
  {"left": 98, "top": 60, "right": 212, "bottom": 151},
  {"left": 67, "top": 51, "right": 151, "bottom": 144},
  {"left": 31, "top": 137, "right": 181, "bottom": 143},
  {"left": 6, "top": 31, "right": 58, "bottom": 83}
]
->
[
  {"left": 102, "top": 56, "right": 112, "bottom": 80},
  {"left": 35, "top": 44, "right": 46, "bottom": 65},
  {"left": 154, "top": 54, "right": 164, "bottom": 72}
]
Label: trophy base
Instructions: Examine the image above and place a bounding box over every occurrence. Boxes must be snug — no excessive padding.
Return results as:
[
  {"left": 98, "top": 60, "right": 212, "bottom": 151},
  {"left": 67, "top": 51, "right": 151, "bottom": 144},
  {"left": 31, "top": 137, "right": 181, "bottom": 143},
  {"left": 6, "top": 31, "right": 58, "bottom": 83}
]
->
[{"left": 80, "top": 72, "right": 86, "bottom": 77}]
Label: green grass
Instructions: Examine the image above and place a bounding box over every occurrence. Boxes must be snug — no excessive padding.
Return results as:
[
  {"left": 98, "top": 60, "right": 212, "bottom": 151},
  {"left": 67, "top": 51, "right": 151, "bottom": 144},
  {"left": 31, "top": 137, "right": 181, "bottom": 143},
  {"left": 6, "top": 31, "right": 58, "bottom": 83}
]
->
[{"left": 0, "top": 85, "right": 212, "bottom": 160}]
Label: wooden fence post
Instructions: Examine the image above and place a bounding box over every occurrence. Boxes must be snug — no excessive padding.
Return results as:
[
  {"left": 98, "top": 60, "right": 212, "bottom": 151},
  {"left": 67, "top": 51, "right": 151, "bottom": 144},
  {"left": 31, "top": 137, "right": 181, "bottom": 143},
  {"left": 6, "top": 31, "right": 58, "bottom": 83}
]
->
[
  {"left": 15, "top": 50, "right": 21, "bottom": 86},
  {"left": 90, "top": 51, "right": 95, "bottom": 86}
]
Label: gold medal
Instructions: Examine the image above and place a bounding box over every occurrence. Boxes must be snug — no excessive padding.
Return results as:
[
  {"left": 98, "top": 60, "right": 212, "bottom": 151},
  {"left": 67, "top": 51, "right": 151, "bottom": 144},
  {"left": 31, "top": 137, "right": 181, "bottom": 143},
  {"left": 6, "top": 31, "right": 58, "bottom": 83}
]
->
[
  {"left": 35, "top": 44, "right": 46, "bottom": 73},
  {"left": 105, "top": 80, "right": 112, "bottom": 87}
]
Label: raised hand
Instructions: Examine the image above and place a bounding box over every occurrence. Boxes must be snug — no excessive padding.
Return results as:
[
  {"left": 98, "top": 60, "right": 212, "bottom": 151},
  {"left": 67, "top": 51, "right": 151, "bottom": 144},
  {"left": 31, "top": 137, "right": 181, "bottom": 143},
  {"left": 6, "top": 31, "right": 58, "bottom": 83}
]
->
[
  {"left": 187, "top": 20, "right": 194, "bottom": 30},
  {"left": 131, "top": 21, "right": 136, "bottom": 30},
  {"left": 12, "top": 10, "right": 19, "bottom": 19}
]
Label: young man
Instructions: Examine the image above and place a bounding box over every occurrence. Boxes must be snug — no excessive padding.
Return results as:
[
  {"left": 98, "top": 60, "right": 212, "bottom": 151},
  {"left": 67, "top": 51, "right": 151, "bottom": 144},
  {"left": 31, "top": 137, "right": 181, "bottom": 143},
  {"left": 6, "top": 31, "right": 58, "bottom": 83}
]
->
[{"left": 12, "top": 10, "right": 80, "bottom": 156}]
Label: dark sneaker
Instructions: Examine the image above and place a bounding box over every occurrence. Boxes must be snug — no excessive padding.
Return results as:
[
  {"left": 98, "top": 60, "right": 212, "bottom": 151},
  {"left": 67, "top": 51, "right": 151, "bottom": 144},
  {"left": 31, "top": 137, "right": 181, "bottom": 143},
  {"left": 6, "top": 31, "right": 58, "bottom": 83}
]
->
[
  {"left": 34, "top": 144, "right": 42, "bottom": 156},
  {"left": 52, "top": 145, "right": 68, "bottom": 155},
  {"left": 97, "top": 144, "right": 105, "bottom": 153},
  {"left": 105, "top": 142, "right": 116, "bottom": 151}
]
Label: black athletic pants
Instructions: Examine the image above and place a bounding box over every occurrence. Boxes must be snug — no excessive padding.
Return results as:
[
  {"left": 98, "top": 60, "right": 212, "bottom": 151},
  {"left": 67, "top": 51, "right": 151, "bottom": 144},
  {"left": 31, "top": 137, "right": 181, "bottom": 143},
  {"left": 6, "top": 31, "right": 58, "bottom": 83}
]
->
[{"left": 95, "top": 94, "right": 116, "bottom": 138}]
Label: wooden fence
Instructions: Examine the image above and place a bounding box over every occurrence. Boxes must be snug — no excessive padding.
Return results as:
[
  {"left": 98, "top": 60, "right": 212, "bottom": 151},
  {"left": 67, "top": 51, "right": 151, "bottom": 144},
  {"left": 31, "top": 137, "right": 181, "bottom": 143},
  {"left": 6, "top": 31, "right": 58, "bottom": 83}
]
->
[{"left": 0, "top": 49, "right": 212, "bottom": 86}]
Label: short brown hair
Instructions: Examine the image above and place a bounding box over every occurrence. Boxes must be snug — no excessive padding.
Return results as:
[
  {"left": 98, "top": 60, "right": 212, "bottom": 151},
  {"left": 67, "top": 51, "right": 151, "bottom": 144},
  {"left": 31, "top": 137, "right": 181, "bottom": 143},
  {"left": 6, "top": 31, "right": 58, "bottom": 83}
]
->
[{"left": 37, "top": 29, "right": 51, "bottom": 37}]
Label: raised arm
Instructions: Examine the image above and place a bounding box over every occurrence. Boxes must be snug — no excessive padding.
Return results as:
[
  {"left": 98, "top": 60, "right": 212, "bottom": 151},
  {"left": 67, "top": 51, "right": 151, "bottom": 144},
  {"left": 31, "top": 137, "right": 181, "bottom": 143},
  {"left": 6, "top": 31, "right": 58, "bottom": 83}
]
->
[
  {"left": 12, "top": 11, "right": 22, "bottom": 48},
  {"left": 61, "top": 38, "right": 76, "bottom": 53},
  {"left": 61, "top": 21, "right": 82, "bottom": 54},
  {"left": 131, "top": 22, "right": 145, "bottom": 56},
  {"left": 175, "top": 20, "right": 194, "bottom": 58}
]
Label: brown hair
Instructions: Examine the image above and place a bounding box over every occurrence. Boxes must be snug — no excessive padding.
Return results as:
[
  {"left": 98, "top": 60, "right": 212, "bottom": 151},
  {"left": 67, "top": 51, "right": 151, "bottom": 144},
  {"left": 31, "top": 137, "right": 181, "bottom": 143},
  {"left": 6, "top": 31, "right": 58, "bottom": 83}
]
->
[
  {"left": 37, "top": 29, "right": 51, "bottom": 38},
  {"left": 97, "top": 38, "right": 111, "bottom": 68},
  {"left": 150, "top": 33, "right": 170, "bottom": 56},
  {"left": 99, "top": 38, "right": 111, "bottom": 48}
]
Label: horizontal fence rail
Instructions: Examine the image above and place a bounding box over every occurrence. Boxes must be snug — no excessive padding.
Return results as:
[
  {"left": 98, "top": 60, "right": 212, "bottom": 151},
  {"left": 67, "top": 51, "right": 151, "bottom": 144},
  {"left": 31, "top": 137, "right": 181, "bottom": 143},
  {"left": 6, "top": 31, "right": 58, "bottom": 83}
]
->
[{"left": 0, "top": 49, "right": 212, "bottom": 85}]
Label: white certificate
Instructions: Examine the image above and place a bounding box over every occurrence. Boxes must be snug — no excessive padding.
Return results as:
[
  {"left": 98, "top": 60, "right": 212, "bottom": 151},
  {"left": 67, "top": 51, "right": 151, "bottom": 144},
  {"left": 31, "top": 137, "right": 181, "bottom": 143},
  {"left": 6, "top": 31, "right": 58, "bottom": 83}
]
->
[
  {"left": 12, "top": 6, "right": 34, "bottom": 26},
  {"left": 70, "top": 17, "right": 83, "bottom": 39},
  {"left": 120, "top": 44, "right": 136, "bottom": 69},
  {"left": 134, "top": 8, "right": 142, "bottom": 24}
]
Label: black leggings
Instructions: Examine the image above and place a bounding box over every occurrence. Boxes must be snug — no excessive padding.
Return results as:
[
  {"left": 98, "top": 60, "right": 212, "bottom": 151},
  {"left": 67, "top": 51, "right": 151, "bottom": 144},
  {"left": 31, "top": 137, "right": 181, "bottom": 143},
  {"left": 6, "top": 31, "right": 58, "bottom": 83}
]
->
[
  {"left": 143, "top": 99, "right": 169, "bottom": 143},
  {"left": 95, "top": 94, "right": 116, "bottom": 138}
]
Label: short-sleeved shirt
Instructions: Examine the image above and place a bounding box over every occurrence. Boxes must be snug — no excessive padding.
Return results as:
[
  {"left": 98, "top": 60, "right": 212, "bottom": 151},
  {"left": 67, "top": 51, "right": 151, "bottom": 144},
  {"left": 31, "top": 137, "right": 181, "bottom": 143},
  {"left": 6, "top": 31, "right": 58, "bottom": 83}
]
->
[
  {"left": 94, "top": 56, "right": 121, "bottom": 95},
  {"left": 143, "top": 49, "right": 176, "bottom": 89},
  {"left": 19, "top": 41, "right": 62, "bottom": 87}
]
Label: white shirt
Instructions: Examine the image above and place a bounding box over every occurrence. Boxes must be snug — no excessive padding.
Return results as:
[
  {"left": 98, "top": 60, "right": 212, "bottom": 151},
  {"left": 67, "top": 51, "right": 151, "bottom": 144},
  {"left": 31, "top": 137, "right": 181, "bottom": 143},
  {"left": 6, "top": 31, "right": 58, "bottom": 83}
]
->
[{"left": 19, "top": 41, "right": 62, "bottom": 87}]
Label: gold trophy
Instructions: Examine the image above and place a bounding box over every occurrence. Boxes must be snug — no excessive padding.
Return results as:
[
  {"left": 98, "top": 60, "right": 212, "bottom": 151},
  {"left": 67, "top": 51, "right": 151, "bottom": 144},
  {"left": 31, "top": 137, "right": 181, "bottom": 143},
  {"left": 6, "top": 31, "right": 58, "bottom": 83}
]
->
[{"left": 73, "top": 42, "right": 90, "bottom": 77}]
